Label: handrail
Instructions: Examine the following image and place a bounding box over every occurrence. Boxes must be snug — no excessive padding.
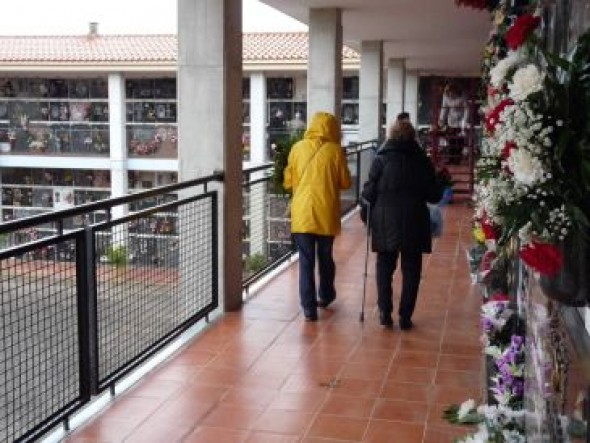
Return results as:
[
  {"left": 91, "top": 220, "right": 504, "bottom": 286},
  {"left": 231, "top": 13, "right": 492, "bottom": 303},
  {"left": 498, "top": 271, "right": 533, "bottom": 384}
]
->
[{"left": 0, "top": 171, "right": 225, "bottom": 235}]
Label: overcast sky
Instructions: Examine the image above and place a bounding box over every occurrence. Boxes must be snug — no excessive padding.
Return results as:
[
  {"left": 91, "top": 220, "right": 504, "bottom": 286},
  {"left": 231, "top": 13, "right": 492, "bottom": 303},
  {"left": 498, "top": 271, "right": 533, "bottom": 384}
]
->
[{"left": 0, "top": 0, "right": 307, "bottom": 35}]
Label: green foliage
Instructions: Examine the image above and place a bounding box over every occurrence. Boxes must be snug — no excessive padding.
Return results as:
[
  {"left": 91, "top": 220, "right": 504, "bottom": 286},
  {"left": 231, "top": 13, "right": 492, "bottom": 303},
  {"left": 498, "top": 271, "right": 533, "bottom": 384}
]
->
[
  {"left": 244, "top": 252, "right": 267, "bottom": 274},
  {"left": 271, "top": 130, "right": 304, "bottom": 195},
  {"left": 106, "top": 245, "right": 128, "bottom": 268},
  {"left": 442, "top": 404, "right": 483, "bottom": 425},
  {"left": 0, "top": 233, "right": 8, "bottom": 249}
]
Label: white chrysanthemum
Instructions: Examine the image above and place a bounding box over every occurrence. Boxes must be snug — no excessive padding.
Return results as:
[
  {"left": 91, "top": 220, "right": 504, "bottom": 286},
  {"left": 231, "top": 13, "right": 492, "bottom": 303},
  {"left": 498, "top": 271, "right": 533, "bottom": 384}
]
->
[
  {"left": 502, "top": 430, "right": 526, "bottom": 442},
  {"left": 509, "top": 64, "right": 545, "bottom": 100},
  {"left": 490, "top": 52, "right": 522, "bottom": 86},
  {"left": 457, "top": 399, "right": 476, "bottom": 420},
  {"left": 507, "top": 148, "right": 545, "bottom": 186}
]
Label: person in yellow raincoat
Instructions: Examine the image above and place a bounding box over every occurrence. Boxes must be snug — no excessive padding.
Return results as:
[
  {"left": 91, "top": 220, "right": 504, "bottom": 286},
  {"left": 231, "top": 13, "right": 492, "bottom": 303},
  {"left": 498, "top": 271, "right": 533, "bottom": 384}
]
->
[{"left": 283, "top": 111, "right": 352, "bottom": 321}]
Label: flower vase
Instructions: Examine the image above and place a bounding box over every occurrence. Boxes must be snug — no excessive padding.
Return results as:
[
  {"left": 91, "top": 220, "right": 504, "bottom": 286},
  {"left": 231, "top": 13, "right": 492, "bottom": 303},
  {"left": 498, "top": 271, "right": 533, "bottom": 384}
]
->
[{"left": 538, "top": 233, "right": 589, "bottom": 307}]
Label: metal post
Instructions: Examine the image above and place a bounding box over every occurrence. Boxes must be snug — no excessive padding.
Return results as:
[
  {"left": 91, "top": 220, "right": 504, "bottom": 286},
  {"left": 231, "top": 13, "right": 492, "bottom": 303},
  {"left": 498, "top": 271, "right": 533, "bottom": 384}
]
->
[{"left": 76, "top": 227, "right": 99, "bottom": 398}]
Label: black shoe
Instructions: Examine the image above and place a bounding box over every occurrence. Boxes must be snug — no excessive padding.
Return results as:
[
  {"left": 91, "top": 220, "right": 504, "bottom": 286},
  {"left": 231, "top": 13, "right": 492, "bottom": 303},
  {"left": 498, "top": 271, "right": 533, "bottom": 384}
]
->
[
  {"left": 304, "top": 310, "right": 318, "bottom": 322},
  {"left": 379, "top": 311, "right": 393, "bottom": 328},
  {"left": 399, "top": 318, "right": 413, "bottom": 330},
  {"left": 317, "top": 298, "right": 335, "bottom": 309}
]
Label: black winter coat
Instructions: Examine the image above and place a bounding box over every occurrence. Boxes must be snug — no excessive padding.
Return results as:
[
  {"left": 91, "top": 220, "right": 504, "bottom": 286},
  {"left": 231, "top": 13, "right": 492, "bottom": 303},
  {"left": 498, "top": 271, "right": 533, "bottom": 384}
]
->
[{"left": 361, "top": 139, "right": 442, "bottom": 254}]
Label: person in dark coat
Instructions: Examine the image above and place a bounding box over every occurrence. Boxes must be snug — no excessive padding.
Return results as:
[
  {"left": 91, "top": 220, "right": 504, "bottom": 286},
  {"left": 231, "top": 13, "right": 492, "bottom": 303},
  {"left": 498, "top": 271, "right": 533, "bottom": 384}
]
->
[{"left": 361, "top": 120, "right": 442, "bottom": 330}]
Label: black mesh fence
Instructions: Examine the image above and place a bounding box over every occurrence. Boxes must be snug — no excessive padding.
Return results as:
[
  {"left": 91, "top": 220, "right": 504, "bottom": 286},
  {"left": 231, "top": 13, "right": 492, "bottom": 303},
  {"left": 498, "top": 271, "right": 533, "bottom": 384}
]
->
[
  {"left": 0, "top": 235, "right": 84, "bottom": 443},
  {"left": 93, "top": 193, "right": 217, "bottom": 387},
  {"left": 242, "top": 176, "right": 293, "bottom": 284}
]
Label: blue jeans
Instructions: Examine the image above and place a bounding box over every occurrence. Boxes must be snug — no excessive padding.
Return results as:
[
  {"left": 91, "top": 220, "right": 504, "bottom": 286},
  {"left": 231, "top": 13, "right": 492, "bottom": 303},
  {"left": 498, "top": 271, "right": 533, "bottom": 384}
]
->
[{"left": 292, "top": 233, "right": 336, "bottom": 313}]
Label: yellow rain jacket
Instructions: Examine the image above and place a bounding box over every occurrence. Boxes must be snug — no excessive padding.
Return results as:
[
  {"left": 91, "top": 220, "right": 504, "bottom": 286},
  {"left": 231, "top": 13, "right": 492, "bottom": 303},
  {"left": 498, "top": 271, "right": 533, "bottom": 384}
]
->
[{"left": 283, "top": 112, "right": 352, "bottom": 236}]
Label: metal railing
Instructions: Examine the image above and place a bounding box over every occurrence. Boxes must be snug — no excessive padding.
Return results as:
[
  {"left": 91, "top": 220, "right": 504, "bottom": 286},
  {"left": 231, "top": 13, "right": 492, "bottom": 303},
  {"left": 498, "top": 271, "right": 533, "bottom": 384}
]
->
[
  {"left": 0, "top": 138, "right": 377, "bottom": 442},
  {"left": 0, "top": 172, "right": 222, "bottom": 443},
  {"left": 241, "top": 139, "right": 377, "bottom": 291}
]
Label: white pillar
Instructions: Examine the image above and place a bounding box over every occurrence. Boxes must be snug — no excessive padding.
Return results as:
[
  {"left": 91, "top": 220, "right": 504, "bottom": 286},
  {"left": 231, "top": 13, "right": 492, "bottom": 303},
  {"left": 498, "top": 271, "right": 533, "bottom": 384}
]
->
[
  {"left": 359, "top": 41, "right": 383, "bottom": 142},
  {"left": 359, "top": 41, "right": 383, "bottom": 186},
  {"left": 386, "top": 59, "right": 406, "bottom": 128},
  {"left": 247, "top": 73, "right": 267, "bottom": 257},
  {"left": 108, "top": 73, "right": 128, "bottom": 221},
  {"left": 178, "top": 0, "right": 243, "bottom": 311},
  {"left": 405, "top": 71, "right": 419, "bottom": 127},
  {"left": 249, "top": 72, "right": 267, "bottom": 165},
  {"left": 307, "top": 8, "right": 342, "bottom": 121}
]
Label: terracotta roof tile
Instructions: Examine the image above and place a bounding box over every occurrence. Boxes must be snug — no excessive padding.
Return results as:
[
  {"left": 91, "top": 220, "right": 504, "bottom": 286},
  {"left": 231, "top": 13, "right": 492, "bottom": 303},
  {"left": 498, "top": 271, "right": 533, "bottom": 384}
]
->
[{"left": 0, "top": 33, "right": 359, "bottom": 64}]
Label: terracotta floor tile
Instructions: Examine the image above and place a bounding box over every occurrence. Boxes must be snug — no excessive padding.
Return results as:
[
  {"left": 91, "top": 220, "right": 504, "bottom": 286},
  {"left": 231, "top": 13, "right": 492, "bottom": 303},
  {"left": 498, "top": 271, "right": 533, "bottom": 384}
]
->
[
  {"left": 364, "top": 419, "right": 425, "bottom": 443},
  {"left": 183, "top": 426, "right": 249, "bottom": 443},
  {"left": 251, "top": 409, "right": 314, "bottom": 434},
  {"left": 267, "top": 391, "right": 328, "bottom": 412},
  {"left": 220, "top": 387, "right": 278, "bottom": 408},
  {"left": 64, "top": 417, "right": 136, "bottom": 442},
  {"left": 200, "top": 405, "right": 265, "bottom": 430},
  {"left": 307, "top": 414, "right": 369, "bottom": 441},
  {"left": 431, "top": 385, "right": 484, "bottom": 405},
  {"left": 388, "top": 366, "right": 436, "bottom": 384},
  {"left": 333, "top": 378, "right": 384, "bottom": 399},
  {"left": 423, "top": 424, "right": 476, "bottom": 443},
  {"left": 380, "top": 381, "right": 432, "bottom": 403},
  {"left": 245, "top": 431, "right": 300, "bottom": 442},
  {"left": 123, "top": 421, "right": 193, "bottom": 443},
  {"left": 62, "top": 205, "right": 484, "bottom": 443},
  {"left": 399, "top": 337, "right": 441, "bottom": 353},
  {"left": 319, "top": 394, "right": 375, "bottom": 418},
  {"left": 191, "top": 366, "right": 243, "bottom": 387},
  {"left": 340, "top": 361, "right": 390, "bottom": 381},
  {"left": 392, "top": 350, "right": 439, "bottom": 368},
  {"left": 124, "top": 377, "right": 186, "bottom": 400},
  {"left": 438, "top": 354, "right": 483, "bottom": 372},
  {"left": 435, "top": 369, "right": 482, "bottom": 388},
  {"left": 372, "top": 399, "right": 429, "bottom": 423}
]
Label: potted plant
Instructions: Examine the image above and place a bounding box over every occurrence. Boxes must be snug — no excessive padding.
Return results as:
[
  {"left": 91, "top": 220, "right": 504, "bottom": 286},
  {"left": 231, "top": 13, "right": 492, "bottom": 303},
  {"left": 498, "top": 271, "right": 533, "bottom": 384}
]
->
[
  {"left": 271, "top": 130, "right": 304, "bottom": 195},
  {"left": 103, "top": 244, "right": 128, "bottom": 283}
]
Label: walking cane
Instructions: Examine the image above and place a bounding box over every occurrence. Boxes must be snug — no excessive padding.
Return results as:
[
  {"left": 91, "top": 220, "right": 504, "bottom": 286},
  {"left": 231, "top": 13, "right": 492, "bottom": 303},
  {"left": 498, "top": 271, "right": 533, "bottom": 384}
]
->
[{"left": 359, "top": 200, "right": 371, "bottom": 323}]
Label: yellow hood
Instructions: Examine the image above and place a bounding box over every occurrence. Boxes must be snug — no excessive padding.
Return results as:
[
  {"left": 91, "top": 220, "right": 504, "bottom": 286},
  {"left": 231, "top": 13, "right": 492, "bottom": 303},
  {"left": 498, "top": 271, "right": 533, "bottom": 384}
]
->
[{"left": 303, "top": 112, "right": 341, "bottom": 145}]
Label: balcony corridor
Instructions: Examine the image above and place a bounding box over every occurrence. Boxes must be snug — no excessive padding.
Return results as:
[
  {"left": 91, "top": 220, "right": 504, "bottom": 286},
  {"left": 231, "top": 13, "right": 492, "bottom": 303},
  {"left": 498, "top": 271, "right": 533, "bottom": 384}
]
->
[{"left": 65, "top": 203, "right": 484, "bottom": 443}]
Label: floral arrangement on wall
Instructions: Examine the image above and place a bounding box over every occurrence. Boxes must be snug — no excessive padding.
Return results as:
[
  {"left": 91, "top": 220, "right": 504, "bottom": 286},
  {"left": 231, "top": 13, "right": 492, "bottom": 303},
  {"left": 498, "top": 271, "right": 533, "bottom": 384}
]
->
[
  {"left": 447, "top": 0, "right": 590, "bottom": 440},
  {"left": 473, "top": 0, "right": 590, "bottom": 283}
]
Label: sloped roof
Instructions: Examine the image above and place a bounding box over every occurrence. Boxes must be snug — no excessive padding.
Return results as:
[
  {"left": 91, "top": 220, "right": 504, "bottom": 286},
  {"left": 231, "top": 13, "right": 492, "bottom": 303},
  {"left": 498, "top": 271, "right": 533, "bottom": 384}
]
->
[{"left": 0, "top": 32, "right": 359, "bottom": 65}]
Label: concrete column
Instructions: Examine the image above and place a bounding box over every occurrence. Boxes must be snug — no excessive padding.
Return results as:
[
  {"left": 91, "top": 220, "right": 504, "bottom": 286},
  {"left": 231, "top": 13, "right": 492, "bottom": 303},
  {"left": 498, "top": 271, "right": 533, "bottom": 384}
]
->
[
  {"left": 178, "top": 0, "right": 243, "bottom": 311},
  {"left": 249, "top": 72, "right": 267, "bottom": 165},
  {"left": 386, "top": 59, "right": 405, "bottom": 128},
  {"left": 108, "top": 73, "right": 128, "bottom": 221},
  {"left": 405, "top": 70, "right": 419, "bottom": 127},
  {"left": 307, "top": 8, "right": 342, "bottom": 121},
  {"left": 358, "top": 41, "right": 383, "bottom": 186},
  {"left": 246, "top": 73, "right": 267, "bottom": 258}
]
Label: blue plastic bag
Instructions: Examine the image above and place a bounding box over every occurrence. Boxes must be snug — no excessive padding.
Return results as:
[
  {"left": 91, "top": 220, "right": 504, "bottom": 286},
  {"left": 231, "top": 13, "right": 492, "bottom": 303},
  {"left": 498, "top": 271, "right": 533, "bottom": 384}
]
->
[{"left": 428, "top": 203, "right": 443, "bottom": 237}]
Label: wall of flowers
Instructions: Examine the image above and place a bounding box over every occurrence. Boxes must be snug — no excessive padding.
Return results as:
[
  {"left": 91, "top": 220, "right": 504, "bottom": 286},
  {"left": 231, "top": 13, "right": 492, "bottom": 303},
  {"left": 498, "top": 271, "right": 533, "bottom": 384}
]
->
[{"left": 449, "top": 0, "right": 590, "bottom": 441}]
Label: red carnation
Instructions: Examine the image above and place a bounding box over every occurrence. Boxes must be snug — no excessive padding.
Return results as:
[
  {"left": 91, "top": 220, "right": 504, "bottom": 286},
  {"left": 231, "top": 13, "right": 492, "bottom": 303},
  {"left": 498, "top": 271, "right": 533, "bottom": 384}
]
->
[
  {"left": 490, "top": 292, "right": 510, "bottom": 302},
  {"left": 505, "top": 14, "right": 541, "bottom": 50},
  {"left": 481, "top": 218, "right": 499, "bottom": 241},
  {"left": 519, "top": 241, "right": 563, "bottom": 276},
  {"left": 501, "top": 141, "right": 517, "bottom": 160},
  {"left": 455, "top": 0, "right": 488, "bottom": 10},
  {"left": 485, "top": 98, "right": 514, "bottom": 134}
]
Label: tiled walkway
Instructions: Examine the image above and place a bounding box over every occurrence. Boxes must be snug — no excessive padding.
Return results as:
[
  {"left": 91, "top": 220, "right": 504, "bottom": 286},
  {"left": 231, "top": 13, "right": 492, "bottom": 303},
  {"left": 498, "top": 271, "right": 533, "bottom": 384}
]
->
[{"left": 66, "top": 203, "right": 484, "bottom": 443}]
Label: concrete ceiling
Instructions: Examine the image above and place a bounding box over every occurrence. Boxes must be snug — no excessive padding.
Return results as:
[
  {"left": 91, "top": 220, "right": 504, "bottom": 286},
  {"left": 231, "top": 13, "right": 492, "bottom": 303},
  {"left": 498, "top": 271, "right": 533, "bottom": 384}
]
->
[{"left": 259, "top": 0, "right": 491, "bottom": 76}]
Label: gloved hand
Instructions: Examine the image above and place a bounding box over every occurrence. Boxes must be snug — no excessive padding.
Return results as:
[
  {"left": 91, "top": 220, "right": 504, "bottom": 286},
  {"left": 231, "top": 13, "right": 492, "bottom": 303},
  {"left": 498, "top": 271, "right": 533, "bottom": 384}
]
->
[{"left": 360, "top": 202, "right": 368, "bottom": 225}]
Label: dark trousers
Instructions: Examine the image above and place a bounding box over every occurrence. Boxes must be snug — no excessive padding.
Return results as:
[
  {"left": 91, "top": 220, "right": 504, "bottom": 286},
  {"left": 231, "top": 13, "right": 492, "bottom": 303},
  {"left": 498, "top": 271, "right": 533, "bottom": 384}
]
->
[
  {"left": 446, "top": 134, "right": 464, "bottom": 164},
  {"left": 376, "top": 249, "right": 423, "bottom": 321},
  {"left": 293, "top": 233, "right": 336, "bottom": 312}
]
